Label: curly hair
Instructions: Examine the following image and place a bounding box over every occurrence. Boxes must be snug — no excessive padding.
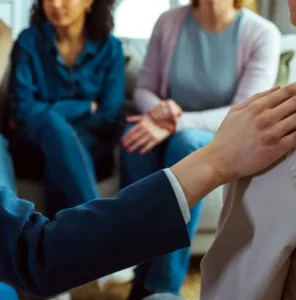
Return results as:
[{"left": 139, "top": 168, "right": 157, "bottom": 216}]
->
[
  {"left": 30, "top": 0, "right": 115, "bottom": 41},
  {"left": 192, "top": 0, "right": 246, "bottom": 9}
]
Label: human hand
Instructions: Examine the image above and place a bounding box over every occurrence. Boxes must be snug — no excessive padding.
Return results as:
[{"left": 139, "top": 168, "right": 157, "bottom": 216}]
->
[
  {"left": 122, "top": 115, "right": 171, "bottom": 154},
  {"left": 91, "top": 102, "right": 99, "bottom": 113},
  {"left": 171, "top": 85, "right": 296, "bottom": 208},
  {"left": 148, "top": 100, "right": 182, "bottom": 130},
  {"left": 203, "top": 85, "right": 296, "bottom": 183}
]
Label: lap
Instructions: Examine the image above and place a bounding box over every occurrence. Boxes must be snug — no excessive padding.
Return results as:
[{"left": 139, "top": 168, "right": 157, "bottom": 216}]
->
[{"left": 10, "top": 115, "right": 114, "bottom": 180}]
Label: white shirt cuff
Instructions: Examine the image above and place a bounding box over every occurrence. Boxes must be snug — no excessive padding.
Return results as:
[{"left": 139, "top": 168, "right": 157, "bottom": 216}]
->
[{"left": 164, "top": 168, "right": 191, "bottom": 224}]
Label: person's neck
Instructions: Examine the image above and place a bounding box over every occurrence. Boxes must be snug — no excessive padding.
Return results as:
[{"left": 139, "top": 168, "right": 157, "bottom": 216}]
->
[
  {"left": 55, "top": 16, "right": 85, "bottom": 46},
  {"left": 192, "top": 4, "right": 238, "bottom": 32}
]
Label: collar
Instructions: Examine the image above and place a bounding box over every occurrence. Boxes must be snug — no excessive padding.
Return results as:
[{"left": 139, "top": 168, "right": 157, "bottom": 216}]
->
[{"left": 44, "top": 21, "right": 99, "bottom": 57}]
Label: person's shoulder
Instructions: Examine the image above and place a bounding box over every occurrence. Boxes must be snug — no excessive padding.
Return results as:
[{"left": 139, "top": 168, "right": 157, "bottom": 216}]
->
[
  {"left": 159, "top": 5, "right": 189, "bottom": 20},
  {"left": 107, "top": 35, "right": 122, "bottom": 47},
  {"left": 104, "top": 35, "right": 124, "bottom": 58},
  {"left": 106, "top": 35, "right": 123, "bottom": 51},
  {"left": 155, "top": 5, "right": 189, "bottom": 29},
  {"left": 242, "top": 8, "right": 280, "bottom": 37},
  {"left": 15, "top": 23, "right": 45, "bottom": 51}
]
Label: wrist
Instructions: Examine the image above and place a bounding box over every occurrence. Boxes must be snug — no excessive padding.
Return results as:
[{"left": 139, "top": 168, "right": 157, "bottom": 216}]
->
[{"left": 170, "top": 146, "right": 225, "bottom": 209}]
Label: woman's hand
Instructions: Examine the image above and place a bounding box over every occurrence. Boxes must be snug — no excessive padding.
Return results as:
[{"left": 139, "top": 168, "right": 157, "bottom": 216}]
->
[
  {"left": 199, "top": 85, "right": 296, "bottom": 183},
  {"left": 171, "top": 85, "right": 296, "bottom": 208},
  {"left": 148, "top": 100, "right": 182, "bottom": 130},
  {"left": 122, "top": 116, "right": 172, "bottom": 155}
]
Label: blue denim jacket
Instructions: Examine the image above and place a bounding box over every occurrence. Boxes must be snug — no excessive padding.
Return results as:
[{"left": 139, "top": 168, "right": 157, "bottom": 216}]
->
[{"left": 9, "top": 21, "right": 125, "bottom": 132}]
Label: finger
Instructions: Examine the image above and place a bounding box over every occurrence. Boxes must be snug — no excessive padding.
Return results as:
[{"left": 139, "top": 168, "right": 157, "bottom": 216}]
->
[
  {"left": 234, "top": 86, "right": 281, "bottom": 111},
  {"left": 122, "top": 127, "right": 146, "bottom": 148},
  {"left": 269, "top": 94, "right": 296, "bottom": 123},
  {"left": 261, "top": 84, "right": 296, "bottom": 108},
  {"left": 149, "top": 109, "right": 162, "bottom": 121},
  {"left": 158, "top": 119, "right": 176, "bottom": 131},
  {"left": 274, "top": 111, "right": 296, "bottom": 139},
  {"left": 139, "top": 141, "right": 157, "bottom": 155},
  {"left": 156, "top": 105, "right": 168, "bottom": 120},
  {"left": 122, "top": 125, "right": 144, "bottom": 146},
  {"left": 278, "top": 131, "right": 296, "bottom": 154},
  {"left": 128, "top": 135, "right": 152, "bottom": 153},
  {"left": 127, "top": 115, "right": 144, "bottom": 122},
  {"left": 167, "top": 101, "right": 181, "bottom": 117}
]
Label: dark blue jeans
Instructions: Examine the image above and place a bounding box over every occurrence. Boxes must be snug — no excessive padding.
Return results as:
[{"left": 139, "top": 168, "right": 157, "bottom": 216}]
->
[
  {"left": 121, "top": 127, "right": 214, "bottom": 294},
  {"left": 10, "top": 112, "right": 114, "bottom": 217}
]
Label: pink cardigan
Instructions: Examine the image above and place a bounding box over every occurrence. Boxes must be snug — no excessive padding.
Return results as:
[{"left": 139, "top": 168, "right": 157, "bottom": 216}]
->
[{"left": 134, "top": 6, "right": 281, "bottom": 132}]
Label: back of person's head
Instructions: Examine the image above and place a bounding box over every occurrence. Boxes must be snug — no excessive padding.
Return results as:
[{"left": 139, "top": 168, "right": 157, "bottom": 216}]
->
[
  {"left": 191, "top": 0, "right": 246, "bottom": 9},
  {"left": 29, "top": 0, "right": 115, "bottom": 41}
]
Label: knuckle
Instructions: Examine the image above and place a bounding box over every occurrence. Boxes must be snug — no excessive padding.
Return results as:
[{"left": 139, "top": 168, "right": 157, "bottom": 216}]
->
[
  {"left": 252, "top": 91, "right": 264, "bottom": 100},
  {"left": 255, "top": 115, "right": 270, "bottom": 130},
  {"left": 283, "top": 84, "right": 296, "bottom": 97},
  {"left": 249, "top": 101, "right": 264, "bottom": 116},
  {"left": 260, "top": 131, "right": 277, "bottom": 146}
]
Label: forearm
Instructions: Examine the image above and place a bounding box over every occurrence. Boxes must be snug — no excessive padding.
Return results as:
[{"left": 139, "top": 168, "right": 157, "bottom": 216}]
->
[
  {"left": 177, "top": 106, "right": 230, "bottom": 132},
  {"left": 171, "top": 145, "right": 224, "bottom": 209},
  {"left": 12, "top": 99, "right": 91, "bottom": 130},
  {"left": 50, "top": 100, "right": 91, "bottom": 120},
  {"left": 1, "top": 173, "right": 189, "bottom": 297}
]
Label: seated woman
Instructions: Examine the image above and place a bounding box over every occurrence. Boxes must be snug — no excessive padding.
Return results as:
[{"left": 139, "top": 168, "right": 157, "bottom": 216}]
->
[
  {"left": 9, "top": 0, "right": 124, "bottom": 217},
  {"left": 121, "top": 0, "right": 280, "bottom": 298}
]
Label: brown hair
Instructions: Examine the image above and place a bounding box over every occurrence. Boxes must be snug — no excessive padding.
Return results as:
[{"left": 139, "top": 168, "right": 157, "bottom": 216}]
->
[
  {"left": 192, "top": 0, "right": 246, "bottom": 9},
  {"left": 30, "top": 0, "right": 115, "bottom": 41}
]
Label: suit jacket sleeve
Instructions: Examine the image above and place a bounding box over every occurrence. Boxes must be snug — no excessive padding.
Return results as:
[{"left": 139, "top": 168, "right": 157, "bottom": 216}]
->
[{"left": 0, "top": 171, "right": 189, "bottom": 298}]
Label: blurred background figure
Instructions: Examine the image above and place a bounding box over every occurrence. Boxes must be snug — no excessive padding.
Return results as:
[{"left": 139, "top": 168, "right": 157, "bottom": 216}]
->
[
  {"left": 121, "top": 0, "right": 280, "bottom": 299},
  {"left": 8, "top": 0, "right": 125, "bottom": 217}
]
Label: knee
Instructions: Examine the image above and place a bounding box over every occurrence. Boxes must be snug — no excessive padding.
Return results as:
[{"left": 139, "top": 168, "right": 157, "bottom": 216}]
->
[
  {"left": 38, "top": 112, "right": 64, "bottom": 131},
  {"left": 32, "top": 113, "right": 78, "bottom": 150}
]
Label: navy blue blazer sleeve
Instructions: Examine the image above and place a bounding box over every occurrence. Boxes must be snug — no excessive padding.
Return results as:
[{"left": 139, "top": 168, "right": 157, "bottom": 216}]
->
[{"left": 0, "top": 171, "right": 189, "bottom": 298}]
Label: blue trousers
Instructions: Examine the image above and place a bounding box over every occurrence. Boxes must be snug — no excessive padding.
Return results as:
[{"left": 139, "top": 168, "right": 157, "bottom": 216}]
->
[
  {"left": 0, "top": 136, "right": 18, "bottom": 299},
  {"left": 10, "top": 112, "right": 114, "bottom": 217},
  {"left": 121, "top": 128, "right": 214, "bottom": 294}
]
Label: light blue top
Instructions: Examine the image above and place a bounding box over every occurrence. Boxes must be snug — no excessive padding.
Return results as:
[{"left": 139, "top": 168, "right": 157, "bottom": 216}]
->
[{"left": 169, "top": 9, "right": 244, "bottom": 112}]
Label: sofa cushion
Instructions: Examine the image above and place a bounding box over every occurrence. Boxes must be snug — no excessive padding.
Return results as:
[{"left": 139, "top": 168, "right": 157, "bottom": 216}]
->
[{"left": 121, "top": 38, "right": 148, "bottom": 99}]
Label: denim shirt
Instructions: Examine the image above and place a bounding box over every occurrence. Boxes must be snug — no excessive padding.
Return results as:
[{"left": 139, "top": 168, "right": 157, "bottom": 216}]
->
[{"left": 9, "top": 21, "right": 125, "bottom": 132}]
